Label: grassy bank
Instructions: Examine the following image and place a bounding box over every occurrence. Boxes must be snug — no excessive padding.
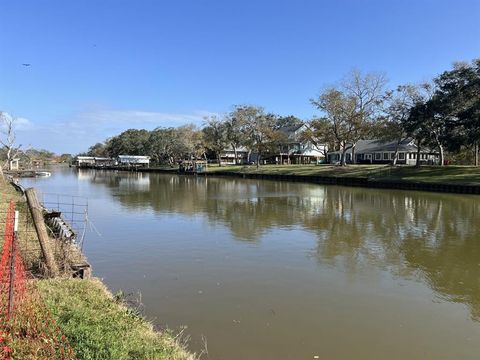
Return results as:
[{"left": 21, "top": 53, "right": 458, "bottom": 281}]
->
[
  {"left": 205, "top": 164, "right": 480, "bottom": 185},
  {"left": 0, "top": 180, "right": 194, "bottom": 359},
  {"left": 36, "top": 278, "right": 193, "bottom": 360}
]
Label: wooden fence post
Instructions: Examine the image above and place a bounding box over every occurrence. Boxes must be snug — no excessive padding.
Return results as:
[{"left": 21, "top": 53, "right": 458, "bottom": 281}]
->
[{"left": 25, "top": 188, "right": 59, "bottom": 277}]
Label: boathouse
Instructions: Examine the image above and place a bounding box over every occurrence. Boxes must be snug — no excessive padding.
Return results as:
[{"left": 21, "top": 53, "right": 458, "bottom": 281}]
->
[
  {"left": 94, "top": 157, "right": 115, "bottom": 167},
  {"left": 75, "top": 156, "right": 96, "bottom": 167},
  {"left": 117, "top": 155, "right": 150, "bottom": 167}
]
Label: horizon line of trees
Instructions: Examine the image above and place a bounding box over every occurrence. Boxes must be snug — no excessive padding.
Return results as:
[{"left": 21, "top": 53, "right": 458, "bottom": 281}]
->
[
  {"left": 82, "top": 109, "right": 306, "bottom": 167},
  {"left": 81, "top": 58, "right": 480, "bottom": 167}
]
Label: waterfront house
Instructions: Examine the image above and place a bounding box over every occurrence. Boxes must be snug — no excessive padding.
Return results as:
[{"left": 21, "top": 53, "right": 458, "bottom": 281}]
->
[
  {"left": 94, "top": 157, "right": 115, "bottom": 167},
  {"left": 117, "top": 155, "right": 150, "bottom": 167},
  {"left": 75, "top": 156, "right": 96, "bottom": 167},
  {"left": 218, "top": 124, "right": 327, "bottom": 165},
  {"left": 327, "top": 139, "right": 440, "bottom": 165},
  {"left": 274, "top": 124, "right": 326, "bottom": 164},
  {"left": 219, "top": 146, "right": 250, "bottom": 165}
]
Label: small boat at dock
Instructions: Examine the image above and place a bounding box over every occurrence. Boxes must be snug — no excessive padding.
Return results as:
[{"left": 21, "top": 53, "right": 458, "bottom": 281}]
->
[{"left": 35, "top": 171, "right": 51, "bottom": 177}]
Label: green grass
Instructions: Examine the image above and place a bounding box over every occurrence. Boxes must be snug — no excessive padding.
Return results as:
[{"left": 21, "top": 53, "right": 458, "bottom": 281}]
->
[
  {"left": 36, "top": 278, "right": 194, "bottom": 360},
  {"left": 205, "top": 164, "right": 480, "bottom": 185}
]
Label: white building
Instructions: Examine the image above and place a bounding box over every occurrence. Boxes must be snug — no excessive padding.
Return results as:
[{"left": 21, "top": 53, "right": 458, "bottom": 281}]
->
[
  {"left": 276, "top": 124, "right": 326, "bottom": 164},
  {"left": 75, "top": 156, "right": 96, "bottom": 167},
  {"left": 117, "top": 155, "right": 150, "bottom": 167}
]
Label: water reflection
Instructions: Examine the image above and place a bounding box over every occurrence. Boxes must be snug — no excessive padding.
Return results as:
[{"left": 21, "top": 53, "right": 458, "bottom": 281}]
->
[{"left": 78, "top": 169, "right": 480, "bottom": 320}]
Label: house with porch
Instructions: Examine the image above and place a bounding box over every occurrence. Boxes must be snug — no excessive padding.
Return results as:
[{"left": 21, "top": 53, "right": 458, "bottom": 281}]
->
[
  {"left": 219, "top": 146, "right": 250, "bottom": 165},
  {"left": 327, "top": 139, "right": 439, "bottom": 165},
  {"left": 274, "top": 124, "right": 326, "bottom": 164}
]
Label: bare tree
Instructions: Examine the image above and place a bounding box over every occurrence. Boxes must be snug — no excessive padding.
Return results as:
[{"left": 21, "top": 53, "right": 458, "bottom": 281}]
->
[
  {"left": 311, "top": 71, "right": 387, "bottom": 166},
  {"left": 341, "top": 70, "right": 388, "bottom": 163},
  {"left": 0, "top": 112, "right": 24, "bottom": 177},
  {"left": 311, "top": 88, "right": 358, "bottom": 166}
]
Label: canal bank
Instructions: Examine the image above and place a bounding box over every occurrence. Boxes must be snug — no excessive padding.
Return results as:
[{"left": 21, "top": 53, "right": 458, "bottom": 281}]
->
[
  {"left": 0, "top": 179, "right": 194, "bottom": 359},
  {"left": 78, "top": 164, "right": 480, "bottom": 195}
]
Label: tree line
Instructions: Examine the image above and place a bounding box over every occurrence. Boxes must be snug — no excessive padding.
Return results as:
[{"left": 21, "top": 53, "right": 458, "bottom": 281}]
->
[
  {"left": 83, "top": 109, "right": 304, "bottom": 167},
  {"left": 82, "top": 58, "right": 480, "bottom": 167}
]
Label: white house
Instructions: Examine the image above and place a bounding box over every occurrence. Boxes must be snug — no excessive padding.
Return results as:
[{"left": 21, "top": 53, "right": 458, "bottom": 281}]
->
[
  {"left": 275, "top": 124, "right": 326, "bottom": 164},
  {"left": 220, "top": 146, "right": 250, "bottom": 165},
  {"left": 117, "top": 155, "right": 150, "bottom": 167}
]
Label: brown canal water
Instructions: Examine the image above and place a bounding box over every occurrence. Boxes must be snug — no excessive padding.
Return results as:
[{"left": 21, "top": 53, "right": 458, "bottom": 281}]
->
[{"left": 22, "top": 167, "right": 480, "bottom": 359}]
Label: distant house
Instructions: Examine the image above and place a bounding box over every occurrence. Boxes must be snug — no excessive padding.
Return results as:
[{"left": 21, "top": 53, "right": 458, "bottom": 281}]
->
[
  {"left": 217, "top": 124, "right": 327, "bottom": 165},
  {"left": 274, "top": 124, "right": 326, "bottom": 164},
  {"left": 219, "top": 146, "right": 250, "bottom": 165},
  {"left": 9, "top": 158, "right": 20, "bottom": 171},
  {"left": 117, "top": 155, "right": 150, "bottom": 167},
  {"left": 32, "top": 159, "right": 43, "bottom": 168},
  {"left": 94, "top": 157, "right": 115, "bottom": 167},
  {"left": 75, "top": 156, "right": 96, "bottom": 167},
  {"left": 327, "top": 139, "right": 440, "bottom": 165}
]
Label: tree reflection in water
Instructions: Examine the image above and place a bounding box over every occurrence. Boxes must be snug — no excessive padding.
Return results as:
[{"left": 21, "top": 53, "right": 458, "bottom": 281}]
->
[{"left": 79, "top": 169, "right": 480, "bottom": 320}]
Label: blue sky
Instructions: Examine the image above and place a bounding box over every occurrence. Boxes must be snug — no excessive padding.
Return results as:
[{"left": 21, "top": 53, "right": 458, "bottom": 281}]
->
[{"left": 1, "top": 0, "right": 479, "bottom": 154}]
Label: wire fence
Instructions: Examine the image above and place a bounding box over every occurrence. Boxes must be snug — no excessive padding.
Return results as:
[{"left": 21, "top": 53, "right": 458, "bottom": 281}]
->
[
  {"left": 0, "top": 200, "right": 75, "bottom": 359},
  {"left": 36, "top": 192, "right": 89, "bottom": 251},
  {"left": 0, "top": 208, "right": 84, "bottom": 277}
]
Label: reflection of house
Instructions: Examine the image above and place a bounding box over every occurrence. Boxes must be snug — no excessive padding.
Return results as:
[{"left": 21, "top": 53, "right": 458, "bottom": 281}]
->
[
  {"left": 220, "top": 147, "right": 249, "bottom": 165},
  {"left": 274, "top": 124, "right": 326, "bottom": 164},
  {"left": 327, "top": 139, "right": 440, "bottom": 165},
  {"left": 118, "top": 155, "right": 150, "bottom": 167},
  {"left": 75, "top": 156, "right": 96, "bottom": 167},
  {"left": 119, "top": 174, "right": 150, "bottom": 191}
]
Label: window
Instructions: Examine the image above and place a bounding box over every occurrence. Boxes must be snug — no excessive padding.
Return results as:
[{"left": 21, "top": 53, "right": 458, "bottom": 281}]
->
[
  {"left": 399, "top": 152, "right": 405, "bottom": 160},
  {"left": 390, "top": 153, "right": 395, "bottom": 159},
  {"left": 375, "top": 153, "right": 381, "bottom": 160},
  {"left": 383, "top": 152, "right": 389, "bottom": 160}
]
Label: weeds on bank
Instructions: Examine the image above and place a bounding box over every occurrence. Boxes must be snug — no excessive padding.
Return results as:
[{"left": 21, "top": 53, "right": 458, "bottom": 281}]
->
[{"left": 36, "top": 278, "right": 193, "bottom": 360}]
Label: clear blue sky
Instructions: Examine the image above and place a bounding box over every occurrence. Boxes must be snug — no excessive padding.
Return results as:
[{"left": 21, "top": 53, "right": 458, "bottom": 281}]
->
[{"left": 1, "top": 0, "right": 479, "bottom": 154}]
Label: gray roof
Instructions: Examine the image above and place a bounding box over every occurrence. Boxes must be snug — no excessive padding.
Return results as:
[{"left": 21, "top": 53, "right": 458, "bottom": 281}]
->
[
  {"left": 278, "top": 124, "right": 307, "bottom": 142},
  {"left": 352, "top": 139, "right": 383, "bottom": 152},
  {"left": 367, "top": 140, "right": 417, "bottom": 153},
  {"left": 329, "top": 139, "right": 424, "bottom": 155},
  {"left": 278, "top": 124, "right": 304, "bottom": 134}
]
